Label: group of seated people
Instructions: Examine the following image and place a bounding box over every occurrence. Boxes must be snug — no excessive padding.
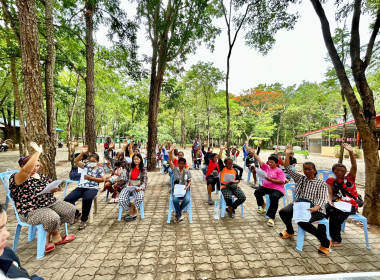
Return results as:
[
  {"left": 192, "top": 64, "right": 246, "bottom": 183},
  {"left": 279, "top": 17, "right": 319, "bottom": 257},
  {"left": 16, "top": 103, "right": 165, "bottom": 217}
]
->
[
  {"left": 201, "top": 141, "right": 360, "bottom": 256},
  {"left": 3, "top": 135, "right": 361, "bottom": 277}
]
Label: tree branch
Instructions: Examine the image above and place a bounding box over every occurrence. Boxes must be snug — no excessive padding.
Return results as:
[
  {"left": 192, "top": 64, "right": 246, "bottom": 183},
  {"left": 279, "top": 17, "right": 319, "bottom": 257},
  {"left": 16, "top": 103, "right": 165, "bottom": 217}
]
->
[
  {"left": 364, "top": 6, "right": 380, "bottom": 67},
  {"left": 350, "top": 0, "right": 362, "bottom": 66}
]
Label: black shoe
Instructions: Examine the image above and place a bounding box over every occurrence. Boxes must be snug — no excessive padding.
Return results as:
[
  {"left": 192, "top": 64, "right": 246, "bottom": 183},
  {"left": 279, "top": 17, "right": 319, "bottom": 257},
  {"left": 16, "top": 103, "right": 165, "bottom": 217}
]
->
[{"left": 125, "top": 215, "right": 137, "bottom": 222}]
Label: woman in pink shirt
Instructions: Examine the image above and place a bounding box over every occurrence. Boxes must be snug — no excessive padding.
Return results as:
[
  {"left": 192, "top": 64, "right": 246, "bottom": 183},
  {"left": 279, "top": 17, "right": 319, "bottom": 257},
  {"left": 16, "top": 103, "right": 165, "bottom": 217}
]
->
[{"left": 251, "top": 148, "right": 285, "bottom": 227}]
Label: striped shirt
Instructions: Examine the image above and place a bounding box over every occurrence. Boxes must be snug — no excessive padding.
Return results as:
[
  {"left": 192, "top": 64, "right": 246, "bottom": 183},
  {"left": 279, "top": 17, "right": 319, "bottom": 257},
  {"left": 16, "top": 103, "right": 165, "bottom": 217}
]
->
[{"left": 285, "top": 166, "right": 328, "bottom": 214}]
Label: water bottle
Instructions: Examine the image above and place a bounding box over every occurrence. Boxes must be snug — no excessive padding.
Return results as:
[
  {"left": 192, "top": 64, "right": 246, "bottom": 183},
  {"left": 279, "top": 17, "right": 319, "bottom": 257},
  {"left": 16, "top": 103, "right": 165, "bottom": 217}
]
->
[{"left": 213, "top": 199, "right": 220, "bottom": 220}]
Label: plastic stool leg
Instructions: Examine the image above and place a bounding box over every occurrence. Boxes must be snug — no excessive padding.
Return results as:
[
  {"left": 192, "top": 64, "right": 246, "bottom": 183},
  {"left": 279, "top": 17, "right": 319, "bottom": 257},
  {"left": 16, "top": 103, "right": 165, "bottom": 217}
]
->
[
  {"left": 4, "top": 196, "right": 8, "bottom": 211},
  {"left": 13, "top": 224, "right": 22, "bottom": 252},
  {"left": 167, "top": 197, "right": 173, "bottom": 223},
  {"left": 265, "top": 195, "right": 270, "bottom": 219},
  {"left": 28, "top": 226, "right": 36, "bottom": 242},
  {"left": 221, "top": 195, "right": 226, "bottom": 218},
  {"left": 106, "top": 191, "right": 109, "bottom": 201},
  {"left": 36, "top": 225, "right": 46, "bottom": 259},
  {"left": 118, "top": 205, "right": 123, "bottom": 221},
  {"left": 89, "top": 203, "right": 94, "bottom": 223},
  {"left": 296, "top": 226, "right": 305, "bottom": 251},
  {"left": 362, "top": 219, "right": 370, "bottom": 249},
  {"left": 189, "top": 197, "right": 193, "bottom": 223},
  {"left": 64, "top": 223, "right": 69, "bottom": 236},
  {"left": 341, "top": 220, "right": 346, "bottom": 232},
  {"left": 247, "top": 170, "right": 251, "bottom": 183},
  {"left": 240, "top": 203, "right": 244, "bottom": 218},
  {"left": 140, "top": 202, "right": 144, "bottom": 219}
]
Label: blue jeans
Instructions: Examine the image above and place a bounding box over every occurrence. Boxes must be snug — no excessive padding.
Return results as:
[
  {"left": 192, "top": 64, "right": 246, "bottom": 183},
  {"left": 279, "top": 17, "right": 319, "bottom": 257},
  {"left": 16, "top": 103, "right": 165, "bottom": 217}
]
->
[
  {"left": 64, "top": 187, "right": 98, "bottom": 222},
  {"left": 172, "top": 189, "right": 190, "bottom": 218}
]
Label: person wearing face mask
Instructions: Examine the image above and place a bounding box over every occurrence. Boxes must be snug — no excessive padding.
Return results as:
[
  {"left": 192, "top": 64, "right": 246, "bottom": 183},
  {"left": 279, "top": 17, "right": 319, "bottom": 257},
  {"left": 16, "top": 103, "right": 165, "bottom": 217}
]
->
[
  {"left": 168, "top": 144, "right": 192, "bottom": 223},
  {"left": 8, "top": 142, "right": 76, "bottom": 254},
  {"left": 279, "top": 145, "right": 330, "bottom": 256},
  {"left": 252, "top": 148, "right": 285, "bottom": 227},
  {"left": 325, "top": 143, "right": 359, "bottom": 247},
  {"left": 118, "top": 153, "right": 148, "bottom": 221},
  {"left": 0, "top": 204, "right": 45, "bottom": 279},
  {"left": 64, "top": 145, "right": 106, "bottom": 230}
]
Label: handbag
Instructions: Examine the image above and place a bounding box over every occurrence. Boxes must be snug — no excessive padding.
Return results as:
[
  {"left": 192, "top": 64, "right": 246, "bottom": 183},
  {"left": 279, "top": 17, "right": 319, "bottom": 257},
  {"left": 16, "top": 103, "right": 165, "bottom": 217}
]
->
[{"left": 334, "top": 180, "right": 363, "bottom": 207}]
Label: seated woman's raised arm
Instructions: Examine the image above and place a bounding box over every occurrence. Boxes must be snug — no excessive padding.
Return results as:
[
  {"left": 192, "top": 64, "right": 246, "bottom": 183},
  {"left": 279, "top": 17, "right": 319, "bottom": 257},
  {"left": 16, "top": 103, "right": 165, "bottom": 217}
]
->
[{"left": 14, "top": 142, "right": 42, "bottom": 185}]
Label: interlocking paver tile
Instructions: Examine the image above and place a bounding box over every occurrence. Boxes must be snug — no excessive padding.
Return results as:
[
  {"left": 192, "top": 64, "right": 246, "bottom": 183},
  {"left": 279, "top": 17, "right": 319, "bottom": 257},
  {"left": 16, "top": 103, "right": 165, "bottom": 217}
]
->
[{"left": 2, "top": 147, "right": 380, "bottom": 280}]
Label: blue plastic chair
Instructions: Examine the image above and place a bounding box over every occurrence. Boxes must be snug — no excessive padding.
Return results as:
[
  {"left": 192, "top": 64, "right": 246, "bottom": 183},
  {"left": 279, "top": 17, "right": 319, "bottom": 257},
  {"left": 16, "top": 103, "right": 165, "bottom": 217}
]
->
[
  {"left": 0, "top": 170, "right": 18, "bottom": 211},
  {"left": 264, "top": 194, "right": 286, "bottom": 219},
  {"left": 296, "top": 218, "right": 331, "bottom": 251},
  {"left": 220, "top": 192, "right": 244, "bottom": 218},
  {"left": 167, "top": 189, "right": 192, "bottom": 223},
  {"left": 316, "top": 169, "right": 336, "bottom": 181},
  {"left": 118, "top": 199, "right": 144, "bottom": 221},
  {"left": 284, "top": 183, "right": 297, "bottom": 205},
  {"left": 341, "top": 214, "right": 370, "bottom": 249},
  {"left": 247, "top": 169, "right": 263, "bottom": 185},
  {"left": 7, "top": 190, "right": 47, "bottom": 259}
]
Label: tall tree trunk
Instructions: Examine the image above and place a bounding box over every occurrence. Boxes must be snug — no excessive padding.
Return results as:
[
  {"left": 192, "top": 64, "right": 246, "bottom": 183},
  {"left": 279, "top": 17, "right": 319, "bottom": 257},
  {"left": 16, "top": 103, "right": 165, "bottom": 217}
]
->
[
  {"left": 225, "top": 48, "right": 232, "bottom": 156},
  {"left": 338, "top": 91, "right": 347, "bottom": 163},
  {"left": 311, "top": 0, "right": 380, "bottom": 224},
  {"left": 67, "top": 76, "right": 79, "bottom": 160},
  {"left": 44, "top": 0, "right": 56, "bottom": 145},
  {"left": 16, "top": 0, "right": 56, "bottom": 178},
  {"left": 84, "top": 0, "right": 96, "bottom": 153},
  {"left": 180, "top": 109, "right": 186, "bottom": 149}
]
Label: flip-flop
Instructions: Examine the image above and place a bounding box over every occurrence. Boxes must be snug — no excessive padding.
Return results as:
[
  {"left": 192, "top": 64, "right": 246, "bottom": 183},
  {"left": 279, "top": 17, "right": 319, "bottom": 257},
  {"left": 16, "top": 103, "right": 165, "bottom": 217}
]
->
[
  {"left": 267, "top": 218, "right": 275, "bottom": 227},
  {"left": 55, "top": 234, "right": 76, "bottom": 245},
  {"left": 279, "top": 230, "right": 295, "bottom": 239},
  {"left": 318, "top": 241, "right": 332, "bottom": 256},
  {"left": 45, "top": 244, "right": 55, "bottom": 253}
]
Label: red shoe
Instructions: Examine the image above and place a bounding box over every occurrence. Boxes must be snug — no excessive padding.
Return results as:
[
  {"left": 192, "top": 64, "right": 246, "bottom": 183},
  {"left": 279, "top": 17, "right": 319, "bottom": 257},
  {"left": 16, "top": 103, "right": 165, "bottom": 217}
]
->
[
  {"left": 55, "top": 234, "right": 76, "bottom": 245},
  {"left": 45, "top": 244, "right": 55, "bottom": 253}
]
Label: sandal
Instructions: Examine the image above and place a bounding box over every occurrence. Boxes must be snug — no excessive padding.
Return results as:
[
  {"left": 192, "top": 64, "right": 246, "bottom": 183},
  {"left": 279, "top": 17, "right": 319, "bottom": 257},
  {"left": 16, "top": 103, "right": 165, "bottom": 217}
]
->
[
  {"left": 125, "top": 215, "right": 137, "bottom": 222},
  {"left": 267, "top": 218, "right": 275, "bottom": 227},
  {"left": 55, "top": 234, "right": 76, "bottom": 245},
  {"left": 279, "top": 230, "right": 295, "bottom": 239},
  {"left": 45, "top": 244, "right": 55, "bottom": 253},
  {"left": 318, "top": 241, "right": 332, "bottom": 256}
]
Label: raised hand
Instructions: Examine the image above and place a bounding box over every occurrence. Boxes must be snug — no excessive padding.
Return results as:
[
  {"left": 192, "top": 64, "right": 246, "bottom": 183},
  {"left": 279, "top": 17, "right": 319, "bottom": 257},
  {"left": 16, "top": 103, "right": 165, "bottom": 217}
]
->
[
  {"left": 73, "top": 140, "right": 78, "bottom": 147},
  {"left": 30, "top": 142, "right": 43, "bottom": 154},
  {"left": 342, "top": 143, "right": 353, "bottom": 152},
  {"left": 220, "top": 145, "right": 225, "bottom": 150},
  {"left": 123, "top": 139, "right": 128, "bottom": 148},
  {"left": 82, "top": 145, "right": 88, "bottom": 154},
  {"left": 258, "top": 140, "right": 262, "bottom": 145},
  {"left": 284, "top": 144, "right": 292, "bottom": 156},
  {"left": 170, "top": 143, "right": 176, "bottom": 152}
]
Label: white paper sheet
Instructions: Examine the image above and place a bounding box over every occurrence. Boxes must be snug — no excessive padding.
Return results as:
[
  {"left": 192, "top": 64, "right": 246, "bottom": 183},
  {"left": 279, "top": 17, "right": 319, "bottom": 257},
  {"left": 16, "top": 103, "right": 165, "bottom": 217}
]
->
[
  {"left": 334, "top": 201, "right": 352, "bottom": 212},
  {"left": 37, "top": 180, "right": 63, "bottom": 195},
  {"left": 223, "top": 174, "right": 235, "bottom": 183},
  {"left": 79, "top": 167, "right": 88, "bottom": 185},
  {"left": 256, "top": 168, "right": 267, "bottom": 181},
  {"left": 173, "top": 184, "right": 186, "bottom": 197},
  {"left": 292, "top": 202, "right": 311, "bottom": 222}
]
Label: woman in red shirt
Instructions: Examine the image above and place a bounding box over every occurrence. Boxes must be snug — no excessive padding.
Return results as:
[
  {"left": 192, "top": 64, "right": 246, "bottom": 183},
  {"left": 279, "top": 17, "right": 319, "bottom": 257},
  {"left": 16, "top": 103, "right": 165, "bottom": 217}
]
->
[{"left": 326, "top": 143, "right": 359, "bottom": 247}]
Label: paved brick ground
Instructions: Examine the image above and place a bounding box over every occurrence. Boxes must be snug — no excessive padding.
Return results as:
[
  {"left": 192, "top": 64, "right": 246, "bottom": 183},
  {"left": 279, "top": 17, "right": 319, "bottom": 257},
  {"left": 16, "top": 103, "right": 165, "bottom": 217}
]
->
[{"left": 0, "top": 146, "right": 379, "bottom": 280}]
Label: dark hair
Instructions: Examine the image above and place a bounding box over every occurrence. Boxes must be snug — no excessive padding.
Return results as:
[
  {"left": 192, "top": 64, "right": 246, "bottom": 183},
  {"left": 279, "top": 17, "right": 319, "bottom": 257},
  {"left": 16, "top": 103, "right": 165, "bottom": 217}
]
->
[
  {"left": 178, "top": 151, "right": 184, "bottom": 156},
  {"left": 131, "top": 154, "right": 144, "bottom": 170},
  {"left": 74, "top": 153, "right": 88, "bottom": 160},
  {"left": 211, "top": 153, "right": 218, "bottom": 159},
  {"left": 332, "top": 163, "right": 347, "bottom": 172},
  {"left": 224, "top": 157, "right": 233, "bottom": 164},
  {"left": 178, "top": 158, "right": 187, "bottom": 164},
  {"left": 115, "top": 161, "right": 122, "bottom": 167},
  {"left": 268, "top": 155, "right": 279, "bottom": 164},
  {"left": 208, "top": 147, "right": 212, "bottom": 151},
  {"left": 0, "top": 203, "right": 4, "bottom": 214},
  {"left": 89, "top": 153, "right": 99, "bottom": 162},
  {"left": 303, "top": 161, "right": 318, "bottom": 176},
  {"left": 174, "top": 149, "right": 179, "bottom": 156},
  {"left": 18, "top": 156, "right": 31, "bottom": 167}
]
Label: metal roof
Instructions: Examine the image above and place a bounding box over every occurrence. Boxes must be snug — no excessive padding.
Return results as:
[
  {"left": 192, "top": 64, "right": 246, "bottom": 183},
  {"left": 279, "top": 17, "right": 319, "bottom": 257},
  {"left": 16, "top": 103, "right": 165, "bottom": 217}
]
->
[{"left": 297, "top": 113, "right": 380, "bottom": 138}]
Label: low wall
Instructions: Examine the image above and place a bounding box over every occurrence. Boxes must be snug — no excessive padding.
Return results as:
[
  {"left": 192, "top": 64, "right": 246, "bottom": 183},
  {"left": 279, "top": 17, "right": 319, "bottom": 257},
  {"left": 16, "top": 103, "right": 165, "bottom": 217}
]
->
[{"left": 321, "top": 146, "right": 363, "bottom": 159}]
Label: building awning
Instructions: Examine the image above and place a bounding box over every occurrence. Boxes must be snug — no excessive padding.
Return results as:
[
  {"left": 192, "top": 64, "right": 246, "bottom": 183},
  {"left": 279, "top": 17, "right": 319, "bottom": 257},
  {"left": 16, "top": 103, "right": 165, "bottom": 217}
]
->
[{"left": 297, "top": 112, "right": 380, "bottom": 138}]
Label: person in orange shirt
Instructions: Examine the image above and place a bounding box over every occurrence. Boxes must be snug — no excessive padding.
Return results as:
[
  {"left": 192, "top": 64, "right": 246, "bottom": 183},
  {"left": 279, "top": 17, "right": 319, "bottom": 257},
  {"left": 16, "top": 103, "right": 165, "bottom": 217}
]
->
[{"left": 220, "top": 158, "right": 246, "bottom": 218}]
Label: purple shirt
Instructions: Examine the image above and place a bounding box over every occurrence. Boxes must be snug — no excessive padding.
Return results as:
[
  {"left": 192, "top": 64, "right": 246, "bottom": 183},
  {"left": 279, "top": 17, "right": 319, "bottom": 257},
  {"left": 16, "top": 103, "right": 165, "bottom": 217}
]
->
[{"left": 261, "top": 163, "right": 285, "bottom": 194}]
